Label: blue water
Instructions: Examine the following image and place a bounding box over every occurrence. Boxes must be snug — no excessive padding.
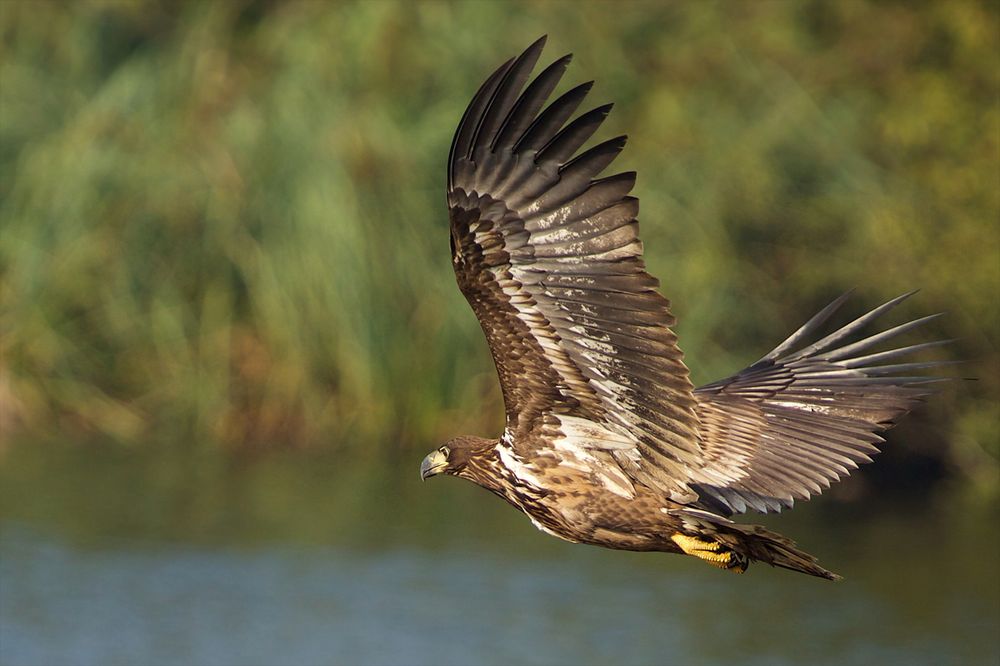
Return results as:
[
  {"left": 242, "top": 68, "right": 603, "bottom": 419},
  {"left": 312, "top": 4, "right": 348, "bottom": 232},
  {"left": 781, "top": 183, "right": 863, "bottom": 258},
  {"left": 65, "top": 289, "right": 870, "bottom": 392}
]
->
[{"left": 2, "top": 522, "right": 997, "bottom": 666}]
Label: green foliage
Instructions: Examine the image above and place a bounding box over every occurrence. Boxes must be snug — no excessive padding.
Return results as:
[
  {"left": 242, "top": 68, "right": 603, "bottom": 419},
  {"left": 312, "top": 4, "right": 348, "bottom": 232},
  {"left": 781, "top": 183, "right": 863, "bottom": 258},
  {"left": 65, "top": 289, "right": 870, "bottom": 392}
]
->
[{"left": 1, "top": 1, "right": 996, "bottom": 495}]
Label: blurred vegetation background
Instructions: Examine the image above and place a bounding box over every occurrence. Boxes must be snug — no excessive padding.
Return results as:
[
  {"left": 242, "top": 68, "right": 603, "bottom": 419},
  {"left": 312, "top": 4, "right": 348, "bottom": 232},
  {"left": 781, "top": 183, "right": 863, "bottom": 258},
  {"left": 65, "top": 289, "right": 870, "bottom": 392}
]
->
[{"left": 1, "top": 0, "right": 997, "bottom": 505}]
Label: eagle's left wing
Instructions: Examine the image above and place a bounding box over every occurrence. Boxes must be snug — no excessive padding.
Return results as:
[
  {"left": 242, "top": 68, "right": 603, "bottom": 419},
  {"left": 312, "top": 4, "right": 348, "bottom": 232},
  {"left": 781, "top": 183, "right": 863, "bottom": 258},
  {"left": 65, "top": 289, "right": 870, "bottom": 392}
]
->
[{"left": 688, "top": 292, "right": 952, "bottom": 515}]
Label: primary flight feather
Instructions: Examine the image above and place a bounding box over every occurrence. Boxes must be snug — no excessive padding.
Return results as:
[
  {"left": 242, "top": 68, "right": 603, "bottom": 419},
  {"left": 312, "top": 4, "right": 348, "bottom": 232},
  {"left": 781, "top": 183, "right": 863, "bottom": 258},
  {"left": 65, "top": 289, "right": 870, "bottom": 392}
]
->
[{"left": 420, "top": 36, "right": 948, "bottom": 579}]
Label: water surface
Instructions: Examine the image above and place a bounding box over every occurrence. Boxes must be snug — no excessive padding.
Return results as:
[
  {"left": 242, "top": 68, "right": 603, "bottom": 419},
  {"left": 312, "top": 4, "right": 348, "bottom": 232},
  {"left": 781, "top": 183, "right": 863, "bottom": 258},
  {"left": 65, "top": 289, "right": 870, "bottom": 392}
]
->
[{"left": 1, "top": 446, "right": 997, "bottom": 665}]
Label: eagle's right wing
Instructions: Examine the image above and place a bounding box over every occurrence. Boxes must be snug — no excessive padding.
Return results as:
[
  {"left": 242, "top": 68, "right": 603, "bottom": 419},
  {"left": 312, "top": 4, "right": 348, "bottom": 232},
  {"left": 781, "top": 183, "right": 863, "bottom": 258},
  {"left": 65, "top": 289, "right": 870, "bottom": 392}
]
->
[
  {"left": 446, "top": 37, "right": 702, "bottom": 501},
  {"left": 689, "top": 292, "right": 952, "bottom": 515}
]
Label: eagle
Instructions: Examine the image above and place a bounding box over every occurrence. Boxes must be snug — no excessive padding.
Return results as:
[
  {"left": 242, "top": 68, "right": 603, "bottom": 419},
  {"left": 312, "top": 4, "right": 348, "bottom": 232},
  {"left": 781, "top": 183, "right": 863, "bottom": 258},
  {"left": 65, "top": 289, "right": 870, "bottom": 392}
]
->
[{"left": 420, "top": 36, "right": 948, "bottom": 580}]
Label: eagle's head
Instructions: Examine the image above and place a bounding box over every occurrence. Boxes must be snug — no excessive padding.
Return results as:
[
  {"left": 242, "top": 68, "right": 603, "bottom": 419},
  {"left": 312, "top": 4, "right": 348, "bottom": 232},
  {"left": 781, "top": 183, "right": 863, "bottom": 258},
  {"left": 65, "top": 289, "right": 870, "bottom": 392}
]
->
[{"left": 419, "top": 435, "right": 495, "bottom": 480}]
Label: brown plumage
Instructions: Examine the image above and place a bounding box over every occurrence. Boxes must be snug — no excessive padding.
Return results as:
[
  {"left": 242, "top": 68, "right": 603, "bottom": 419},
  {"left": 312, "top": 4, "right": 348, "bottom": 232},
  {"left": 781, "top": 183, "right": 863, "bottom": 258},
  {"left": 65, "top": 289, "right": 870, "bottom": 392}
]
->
[{"left": 420, "top": 36, "right": 950, "bottom": 580}]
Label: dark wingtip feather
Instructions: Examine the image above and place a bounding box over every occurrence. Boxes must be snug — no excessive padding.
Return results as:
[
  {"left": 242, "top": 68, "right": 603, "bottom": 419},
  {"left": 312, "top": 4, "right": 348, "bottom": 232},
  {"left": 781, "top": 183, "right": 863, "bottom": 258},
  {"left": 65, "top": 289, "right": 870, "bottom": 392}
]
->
[
  {"left": 839, "top": 338, "right": 954, "bottom": 368},
  {"left": 514, "top": 81, "right": 595, "bottom": 154},
  {"left": 494, "top": 53, "right": 575, "bottom": 151},
  {"left": 772, "top": 291, "right": 928, "bottom": 364},
  {"left": 448, "top": 56, "right": 515, "bottom": 188},
  {"left": 472, "top": 39, "right": 548, "bottom": 160},
  {"left": 558, "top": 134, "right": 628, "bottom": 177},
  {"left": 760, "top": 290, "right": 854, "bottom": 363},
  {"left": 817, "top": 312, "right": 945, "bottom": 364},
  {"left": 537, "top": 103, "right": 616, "bottom": 167}
]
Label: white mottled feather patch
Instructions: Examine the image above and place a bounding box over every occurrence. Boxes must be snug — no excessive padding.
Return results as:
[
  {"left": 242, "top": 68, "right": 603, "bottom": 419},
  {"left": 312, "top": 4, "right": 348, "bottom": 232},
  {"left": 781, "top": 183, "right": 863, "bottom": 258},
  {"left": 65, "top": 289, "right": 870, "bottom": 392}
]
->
[
  {"left": 553, "top": 415, "right": 637, "bottom": 451},
  {"left": 551, "top": 415, "right": 638, "bottom": 499},
  {"left": 529, "top": 516, "right": 576, "bottom": 542},
  {"left": 595, "top": 469, "right": 636, "bottom": 499},
  {"left": 496, "top": 442, "right": 545, "bottom": 489}
]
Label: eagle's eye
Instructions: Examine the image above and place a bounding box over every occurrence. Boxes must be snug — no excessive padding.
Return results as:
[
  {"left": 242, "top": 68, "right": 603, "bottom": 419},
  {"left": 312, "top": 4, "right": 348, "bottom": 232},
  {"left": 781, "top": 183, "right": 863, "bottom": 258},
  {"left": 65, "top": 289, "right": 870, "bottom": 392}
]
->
[{"left": 440, "top": 445, "right": 451, "bottom": 458}]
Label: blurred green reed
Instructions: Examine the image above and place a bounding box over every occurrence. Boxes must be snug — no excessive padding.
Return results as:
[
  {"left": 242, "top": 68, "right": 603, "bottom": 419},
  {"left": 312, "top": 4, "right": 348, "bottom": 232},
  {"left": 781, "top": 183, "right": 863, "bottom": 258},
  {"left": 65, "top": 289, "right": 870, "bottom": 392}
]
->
[{"left": 0, "top": 1, "right": 996, "bottom": 497}]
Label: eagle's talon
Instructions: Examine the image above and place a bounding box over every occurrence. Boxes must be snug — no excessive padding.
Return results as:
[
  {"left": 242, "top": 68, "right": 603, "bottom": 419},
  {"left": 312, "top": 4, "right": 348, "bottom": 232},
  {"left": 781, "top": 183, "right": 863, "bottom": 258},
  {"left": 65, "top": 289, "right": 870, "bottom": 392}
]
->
[
  {"left": 671, "top": 533, "right": 748, "bottom": 573},
  {"left": 671, "top": 533, "right": 723, "bottom": 553}
]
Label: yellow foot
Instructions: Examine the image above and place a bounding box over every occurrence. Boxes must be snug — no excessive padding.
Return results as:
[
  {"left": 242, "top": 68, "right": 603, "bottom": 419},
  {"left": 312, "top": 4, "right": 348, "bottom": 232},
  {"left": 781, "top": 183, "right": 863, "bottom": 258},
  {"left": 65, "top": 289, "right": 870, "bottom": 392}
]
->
[{"left": 671, "top": 533, "right": 749, "bottom": 573}]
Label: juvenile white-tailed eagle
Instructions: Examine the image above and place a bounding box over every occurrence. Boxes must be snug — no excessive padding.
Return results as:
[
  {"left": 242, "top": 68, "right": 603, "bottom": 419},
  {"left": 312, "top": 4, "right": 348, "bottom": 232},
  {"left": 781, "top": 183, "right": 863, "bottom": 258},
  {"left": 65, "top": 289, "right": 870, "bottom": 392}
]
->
[{"left": 420, "top": 36, "right": 948, "bottom": 580}]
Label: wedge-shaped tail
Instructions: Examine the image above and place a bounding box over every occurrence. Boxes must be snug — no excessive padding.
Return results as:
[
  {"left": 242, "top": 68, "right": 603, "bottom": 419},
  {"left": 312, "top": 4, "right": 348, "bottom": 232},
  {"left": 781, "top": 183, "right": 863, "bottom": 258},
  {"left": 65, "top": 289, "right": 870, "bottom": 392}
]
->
[
  {"left": 732, "top": 522, "right": 842, "bottom": 581},
  {"left": 690, "top": 291, "right": 953, "bottom": 516}
]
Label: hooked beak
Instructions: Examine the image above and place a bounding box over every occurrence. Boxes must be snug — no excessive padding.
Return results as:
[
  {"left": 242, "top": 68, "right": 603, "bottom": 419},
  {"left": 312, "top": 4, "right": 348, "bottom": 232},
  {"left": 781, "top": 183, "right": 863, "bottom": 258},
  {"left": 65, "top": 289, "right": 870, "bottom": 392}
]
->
[{"left": 420, "top": 450, "right": 448, "bottom": 481}]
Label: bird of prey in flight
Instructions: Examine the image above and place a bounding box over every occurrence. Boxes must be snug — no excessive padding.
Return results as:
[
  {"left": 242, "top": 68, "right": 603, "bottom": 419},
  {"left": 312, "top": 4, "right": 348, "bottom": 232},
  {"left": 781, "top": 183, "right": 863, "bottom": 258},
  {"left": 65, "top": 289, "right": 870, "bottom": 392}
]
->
[{"left": 420, "top": 36, "right": 947, "bottom": 579}]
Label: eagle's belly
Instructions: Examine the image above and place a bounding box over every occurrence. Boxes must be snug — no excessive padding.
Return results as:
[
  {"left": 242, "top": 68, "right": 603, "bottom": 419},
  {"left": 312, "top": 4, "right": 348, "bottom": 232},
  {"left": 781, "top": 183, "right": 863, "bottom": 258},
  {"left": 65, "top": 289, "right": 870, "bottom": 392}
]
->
[
  {"left": 492, "top": 445, "right": 684, "bottom": 550},
  {"left": 518, "top": 486, "right": 686, "bottom": 551}
]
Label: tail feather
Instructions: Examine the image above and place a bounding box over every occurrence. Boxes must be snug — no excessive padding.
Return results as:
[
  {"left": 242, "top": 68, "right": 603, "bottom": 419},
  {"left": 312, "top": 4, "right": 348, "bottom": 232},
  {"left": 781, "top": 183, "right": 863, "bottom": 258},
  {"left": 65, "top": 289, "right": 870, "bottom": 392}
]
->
[{"left": 731, "top": 523, "right": 841, "bottom": 581}]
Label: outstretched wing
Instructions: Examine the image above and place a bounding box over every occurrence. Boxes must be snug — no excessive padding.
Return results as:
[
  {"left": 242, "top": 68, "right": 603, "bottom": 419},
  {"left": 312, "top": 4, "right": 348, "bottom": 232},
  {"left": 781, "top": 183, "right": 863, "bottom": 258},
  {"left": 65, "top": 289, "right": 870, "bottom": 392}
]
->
[
  {"left": 448, "top": 37, "right": 701, "bottom": 500},
  {"left": 689, "top": 291, "right": 952, "bottom": 515}
]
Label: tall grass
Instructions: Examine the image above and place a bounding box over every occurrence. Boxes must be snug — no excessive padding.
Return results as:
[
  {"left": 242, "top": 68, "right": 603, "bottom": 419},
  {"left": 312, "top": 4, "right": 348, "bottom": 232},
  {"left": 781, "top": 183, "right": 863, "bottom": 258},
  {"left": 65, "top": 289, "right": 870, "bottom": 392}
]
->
[{"left": 1, "top": 1, "right": 996, "bottom": 494}]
